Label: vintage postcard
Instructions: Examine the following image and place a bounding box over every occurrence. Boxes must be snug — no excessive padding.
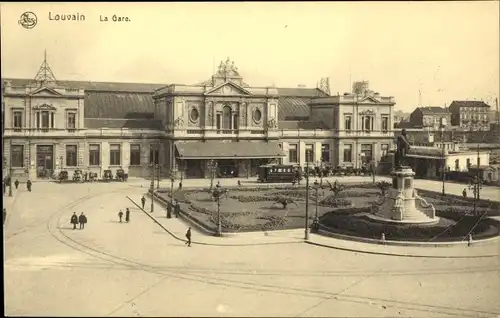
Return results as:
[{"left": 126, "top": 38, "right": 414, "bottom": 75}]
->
[{"left": 2, "top": 2, "right": 499, "bottom": 317}]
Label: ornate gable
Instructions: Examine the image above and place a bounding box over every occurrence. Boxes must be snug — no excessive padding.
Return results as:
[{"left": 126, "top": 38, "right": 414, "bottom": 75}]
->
[
  {"left": 32, "top": 103, "right": 57, "bottom": 110},
  {"left": 205, "top": 81, "right": 251, "bottom": 96},
  {"left": 30, "top": 86, "right": 63, "bottom": 97},
  {"left": 359, "top": 96, "right": 379, "bottom": 104}
]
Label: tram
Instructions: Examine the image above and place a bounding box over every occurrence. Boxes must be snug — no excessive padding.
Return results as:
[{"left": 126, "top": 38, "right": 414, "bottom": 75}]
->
[{"left": 257, "top": 164, "right": 302, "bottom": 183}]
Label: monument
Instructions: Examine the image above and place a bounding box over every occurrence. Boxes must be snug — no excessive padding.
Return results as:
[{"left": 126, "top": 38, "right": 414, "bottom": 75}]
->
[{"left": 369, "top": 129, "right": 438, "bottom": 224}]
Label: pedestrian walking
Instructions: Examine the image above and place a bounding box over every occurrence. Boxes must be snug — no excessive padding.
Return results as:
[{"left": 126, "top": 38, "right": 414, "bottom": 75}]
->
[
  {"left": 79, "top": 212, "right": 87, "bottom": 229},
  {"left": 14, "top": 179, "right": 19, "bottom": 190},
  {"left": 118, "top": 210, "right": 123, "bottom": 223},
  {"left": 125, "top": 208, "right": 130, "bottom": 223},
  {"left": 70, "top": 212, "right": 78, "bottom": 230},
  {"left": 175, "top": 202, "right": 180, "bottom": 218},
  {"left": 166, "top": 203, "right": 172, "bottom": 219},
  {"left": 462, "top": 188, "right": 467, "bottom": 198},
  {"left": 26, "top": 180, "right": 32, "bottom": 192},
  {"left": 178, "top": 181, "right": 183, "bottom": 190},
  {"left": 185, "top": 227, "right": 191, "bottom": 247},
  {"left": 3, "top": 208, "right": 7, "bottom": 225},
  {"left": 141, "top": 196, "right": 146, "bottom": 209}
]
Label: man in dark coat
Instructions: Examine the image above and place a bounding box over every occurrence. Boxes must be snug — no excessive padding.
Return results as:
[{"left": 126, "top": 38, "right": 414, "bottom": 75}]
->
[
  {"left": 3, "top": 208, "right": 7, "bottom": 225},
  {"left": 141, "top": 196, "right": 146, "bottom": 209},
  {"left": 125, "top": 208, "right": 130, "bottom": 223},
  {"left": 70, "top": 212, "right": 78, "bottom": 230},
  {"left": 166, "top": 203, "right": 172, "bottom": 219},
  {"left": 26, "top": 180, "right": 32, "bottom": 192},
  {"left": 185, "top": 227, "right": 191, "bottom": 247},
  {"left": 174, "top": 202, "right": 180, "bottom": 218},
  {"left": 14, "top": 179, "right": 19, "bottom": 190},
  {"left": 118, "top": 210, "right": 123, "bottom": 223},
  {"left": 395, "top": 129, "right": 411, "bottom": 168},
  {"left": 79, "top": 212, "right": 87, "bottom": 229}
]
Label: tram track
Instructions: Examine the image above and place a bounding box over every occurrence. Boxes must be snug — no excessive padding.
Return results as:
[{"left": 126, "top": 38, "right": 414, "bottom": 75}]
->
[{"left": 40, "top": 188, "right": 500, "bottom": 318}]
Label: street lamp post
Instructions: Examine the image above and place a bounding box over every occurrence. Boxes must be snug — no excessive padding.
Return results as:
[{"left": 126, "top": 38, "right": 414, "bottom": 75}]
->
[
  {"left": 169, "top": 168, "right": 176, "bottom": 207},
  {"left": 156, "top": 164, "right": 160, "bottom": 190},
  {"left": 150, "top": 163, "right": 155, "bottom": 213},
  {"left": 372, "top": 160, "right": 377, "bottom": 183},
  {"left": 8, "top": 153, "right": 13, "bottom": 197},
  {"left": 304, "top": 162, "right": 310, "bottom": 240},
  {"left": 207, "top": 159, "right": 218, "bottom": 190},
  {"left": 440, "top": 124, "right": 446, "bottom": 195},
  {"left": 312, "top": 179, "right": 321, "bottom": 228},
  {"left": 59, "top": 156, "right": 63, "bottom": 184},
  {"left": 212, "top": 183, "right": 226, "bottom": 237}
]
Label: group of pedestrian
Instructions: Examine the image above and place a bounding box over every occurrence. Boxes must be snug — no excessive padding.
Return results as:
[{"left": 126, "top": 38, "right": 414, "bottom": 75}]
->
[
  {"left": 70, "top": 212, "right": 87, "bottom": 230},
  {"left": 3, "top": 178, "right": 32, "bottom": 194},
  {"left": 118, "top": 208, "right": 131, "bottom": 223}
]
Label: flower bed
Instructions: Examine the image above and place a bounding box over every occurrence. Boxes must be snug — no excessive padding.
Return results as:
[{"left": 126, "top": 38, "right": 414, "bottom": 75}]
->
[
  {"left": 319, "top": 212, "right": 500, "bottom": 242},
  {"left": 318, "top": 196, "right": 352, "bottom": 208}
]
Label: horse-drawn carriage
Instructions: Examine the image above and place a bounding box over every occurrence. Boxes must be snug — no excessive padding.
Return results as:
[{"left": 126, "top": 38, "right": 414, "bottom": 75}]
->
[{"left": 116, "top": 169, "right": 128, "bottom": 182}]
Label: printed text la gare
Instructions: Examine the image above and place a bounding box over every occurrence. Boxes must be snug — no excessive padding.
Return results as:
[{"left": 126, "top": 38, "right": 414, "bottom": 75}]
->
[{"left": 100, "top": 15, "right": 130, "bottom": 22}]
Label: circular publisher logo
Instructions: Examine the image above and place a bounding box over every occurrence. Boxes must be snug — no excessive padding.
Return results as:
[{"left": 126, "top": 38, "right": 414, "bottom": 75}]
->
[{"left": 19, "top": 12, "right": 37, "bottom": 29}]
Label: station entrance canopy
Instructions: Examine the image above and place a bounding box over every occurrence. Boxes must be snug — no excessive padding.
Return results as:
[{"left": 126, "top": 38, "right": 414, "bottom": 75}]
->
[{"left": 175, "top": 141, "right": 284, "bottom": 160}]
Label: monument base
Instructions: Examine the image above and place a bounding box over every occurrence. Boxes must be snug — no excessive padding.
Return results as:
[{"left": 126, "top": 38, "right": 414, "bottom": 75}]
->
[{"left": 369, "top": 167, "right": 438, "bottom": 225}]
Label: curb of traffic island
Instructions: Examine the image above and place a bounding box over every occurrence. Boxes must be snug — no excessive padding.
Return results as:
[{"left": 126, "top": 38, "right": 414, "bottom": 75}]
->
[
  {"left": 306, "top": 231, "right": 499, "bottom": 259},
  {"left": 133, "top": 194, "right": 303, "bottom": 247},
  {"left": 316, "top": 227, "right": 500, "bottom": 248}
]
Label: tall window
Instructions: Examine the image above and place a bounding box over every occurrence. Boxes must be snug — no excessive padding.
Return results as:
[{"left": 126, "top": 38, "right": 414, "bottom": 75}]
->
[
  {"left": 321, "top": 144, "right": 330, "bottom": 163},
  {"left": 41, "top": 111, "right": 49, "bottom": 128},
  {"left": 343, "top": 144, "right": 353, "bottom": 163},
  {"left": 381, "top": 143, "right": 389, "bottom": 156},
  {"left": 454, "top": 159, "right": 459, "bottom": 171},
  {"left": 344, "top": 115, "right": 352, "bottom": 131},
  {"left": 11, "top": 145, "right": 24, "bottom": 167},
  {"left": 67, "top": 112, "right": 76, "bottom": 130},
  {"left": 130, "top": 144, "right": 141, "bottom": 166},
  {"left": 149, "top": 145, "right": 159, "bottom": 165},
  {"left": 110, "top": 144, "right": 121, "bottom": 166},
  {"left": 466, "top": 158, "right": 471, "bottom": 169},
  {"left": 233, "top": 114, "right": 238, "bottom": 130},
  {"left": 66, "top": 145, "right": 77, "bottom": 167},
  {"left": 360, "top": 144, "right": 373, "bottom": 164},
  {"left": 305, "top": 144, "right": 314, "bottom": 163},
  {"left": 222, "top": 105, "right": 232, "bottom": 131},
  {"left": 216, "top": 114, "right": 221, "bottom": 132},
  {"left": 278, "top": 144, "right": 283, "bottom": 164},
  {"left": 89, "top": 144, "right": 100, "bottom": 166},
  {"left": 362, "top": 116, "right": 373, "bottom": 131},
  {"left": 13, "top": 111, "right": 22, "bottom": 129},
  {"left": 381, "top": 116, "right": 389, "bottom": 131},
  {"left": 288, "top": 144, "right": 298, "bottom": 163}
]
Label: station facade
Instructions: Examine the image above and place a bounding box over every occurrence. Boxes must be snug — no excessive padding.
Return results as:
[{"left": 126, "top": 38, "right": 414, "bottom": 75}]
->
[{"left": 2, "top": 56, "right": 396, "bottom": 180}]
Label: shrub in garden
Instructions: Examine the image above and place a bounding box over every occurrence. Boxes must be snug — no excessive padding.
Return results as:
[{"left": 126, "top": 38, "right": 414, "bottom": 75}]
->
[{"left": 319, "top": 195, "right": 352, "bottom": 208}]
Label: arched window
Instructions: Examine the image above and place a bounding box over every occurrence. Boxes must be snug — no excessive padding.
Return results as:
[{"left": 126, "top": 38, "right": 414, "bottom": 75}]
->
[{"left": 222, "top": 105, "right": 232, "bottom": 130}]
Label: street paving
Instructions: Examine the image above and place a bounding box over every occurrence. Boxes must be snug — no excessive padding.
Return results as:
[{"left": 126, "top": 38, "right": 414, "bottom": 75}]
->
[{"left": 3, "top": 180, "right": 500, "bottom": 317}]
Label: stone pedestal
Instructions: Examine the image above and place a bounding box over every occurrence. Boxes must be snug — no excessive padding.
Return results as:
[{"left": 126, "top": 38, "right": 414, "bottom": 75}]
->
[{"left": 369, "top": 166, "right": 438, "bottom": 224}]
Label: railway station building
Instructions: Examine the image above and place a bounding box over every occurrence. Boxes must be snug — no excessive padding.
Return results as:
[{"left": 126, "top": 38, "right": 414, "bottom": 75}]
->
[{"left": 2, "top": 56, "right": 396, "bottom": 180}]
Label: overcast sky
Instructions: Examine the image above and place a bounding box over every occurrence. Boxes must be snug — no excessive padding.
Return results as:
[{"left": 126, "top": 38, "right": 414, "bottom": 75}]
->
[{"left": 1, "top": 2, "right": 498, "bottom": 112}]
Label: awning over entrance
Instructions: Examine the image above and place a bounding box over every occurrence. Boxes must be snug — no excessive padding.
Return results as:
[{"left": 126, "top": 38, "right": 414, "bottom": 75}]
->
[{"left": 175, "top": 141, "right": 284, "bottom": 159}]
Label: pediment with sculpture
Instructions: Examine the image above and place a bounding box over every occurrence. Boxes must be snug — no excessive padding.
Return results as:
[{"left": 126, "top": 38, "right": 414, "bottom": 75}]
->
[
  {"left": 205, "top": 81, "right": 252, "bottom": 96},
  {"left": 358, "top": 96, "right": 380, "bottom": 104}
]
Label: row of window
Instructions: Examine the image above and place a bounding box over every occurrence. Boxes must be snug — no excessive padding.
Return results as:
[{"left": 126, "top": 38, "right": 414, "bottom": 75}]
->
[
  {"left": 8, "top": 144, "right": 160, "bottom": 168},
  {"left": 11, "top": 111, "right": 76, "bottom": 129},
  {"left": 287, "top": 144, "right": 330, "bottom": 164},
  {"left": 344, "top": 115, "right": 389, "bottom": 131}
]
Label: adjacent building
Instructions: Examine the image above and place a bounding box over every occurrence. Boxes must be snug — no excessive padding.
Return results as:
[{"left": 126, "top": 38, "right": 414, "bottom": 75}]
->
[
  {"left": 408, "top": 106, "right": 451, "bottom": 130},
  {"left": 449, "top": 100, "right": 491, "bottom": 131},
  {"left": 2, "top": 56, "right": 396, "bottom": 180}
]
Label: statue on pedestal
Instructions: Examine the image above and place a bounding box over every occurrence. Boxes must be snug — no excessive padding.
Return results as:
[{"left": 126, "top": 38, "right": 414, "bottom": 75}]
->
[{"left": 395, "top": 129, "right": 411, "bottom": 169}]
